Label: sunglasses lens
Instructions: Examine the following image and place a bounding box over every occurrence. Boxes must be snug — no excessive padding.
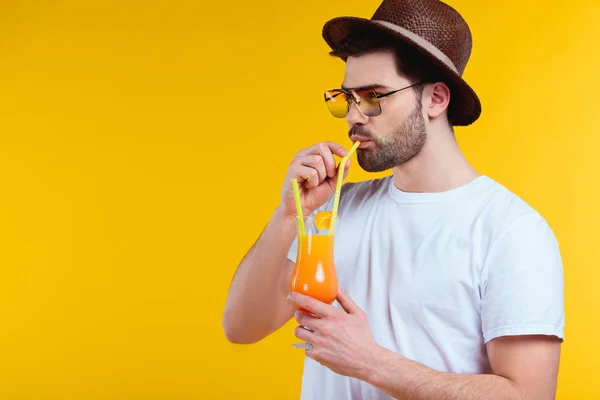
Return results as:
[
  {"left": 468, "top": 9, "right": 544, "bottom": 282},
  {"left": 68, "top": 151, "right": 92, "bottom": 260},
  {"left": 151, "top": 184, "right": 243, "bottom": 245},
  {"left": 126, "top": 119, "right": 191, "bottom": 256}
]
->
[
  {"left": 354, "top": 89, "right": 381, "bottom": 117},
  {"left": 325, "top": 90, "right": 348, "bottom": 118},
  {"left": 324, "top": 89, "right": 381, "bottom": 118}
]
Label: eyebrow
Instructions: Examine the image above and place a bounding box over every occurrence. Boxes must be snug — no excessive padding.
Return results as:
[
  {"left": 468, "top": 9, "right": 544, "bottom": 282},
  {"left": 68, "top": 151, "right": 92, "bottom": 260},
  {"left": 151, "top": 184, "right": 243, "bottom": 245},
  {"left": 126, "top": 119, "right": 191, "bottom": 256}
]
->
[{"left": 340, "top": 83, "right": 392, "bottom": 91}]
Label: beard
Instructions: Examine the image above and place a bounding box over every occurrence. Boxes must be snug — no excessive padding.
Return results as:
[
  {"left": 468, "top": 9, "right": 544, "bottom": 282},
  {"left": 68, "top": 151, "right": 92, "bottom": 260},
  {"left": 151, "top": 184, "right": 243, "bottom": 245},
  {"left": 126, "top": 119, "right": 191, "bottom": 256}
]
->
[{"left": 350, "top": 104, "right": 427, "bottom": 173}]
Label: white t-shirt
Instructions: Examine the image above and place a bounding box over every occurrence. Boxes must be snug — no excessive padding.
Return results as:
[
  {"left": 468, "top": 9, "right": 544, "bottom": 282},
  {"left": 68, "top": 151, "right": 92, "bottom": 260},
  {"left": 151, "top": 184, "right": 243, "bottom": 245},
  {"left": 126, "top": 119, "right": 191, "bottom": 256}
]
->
[{"left": 286, "top": 175, "right": 565, "bottom": 400}]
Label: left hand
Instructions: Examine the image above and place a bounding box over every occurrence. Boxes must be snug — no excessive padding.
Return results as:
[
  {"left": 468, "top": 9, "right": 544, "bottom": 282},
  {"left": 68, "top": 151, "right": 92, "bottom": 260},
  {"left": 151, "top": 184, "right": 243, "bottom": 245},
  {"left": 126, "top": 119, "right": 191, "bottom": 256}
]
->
[{"left": 288, "top": 289, "right": 379, "bottom": 379}]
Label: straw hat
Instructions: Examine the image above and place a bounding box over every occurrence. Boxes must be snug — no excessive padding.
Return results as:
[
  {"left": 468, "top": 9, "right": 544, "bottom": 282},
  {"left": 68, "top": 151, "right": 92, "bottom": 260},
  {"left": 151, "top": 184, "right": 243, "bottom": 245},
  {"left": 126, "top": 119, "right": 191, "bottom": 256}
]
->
[{"left": 322, "top": 0, "right": 481, "bottom": 126}]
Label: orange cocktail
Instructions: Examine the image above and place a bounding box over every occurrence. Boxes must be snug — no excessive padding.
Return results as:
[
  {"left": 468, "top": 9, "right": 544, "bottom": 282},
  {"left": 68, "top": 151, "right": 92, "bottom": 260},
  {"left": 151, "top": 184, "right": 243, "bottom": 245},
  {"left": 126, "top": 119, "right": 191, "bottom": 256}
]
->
[{"left": 290, "top": 215, "right": 338, "bottom": 313}]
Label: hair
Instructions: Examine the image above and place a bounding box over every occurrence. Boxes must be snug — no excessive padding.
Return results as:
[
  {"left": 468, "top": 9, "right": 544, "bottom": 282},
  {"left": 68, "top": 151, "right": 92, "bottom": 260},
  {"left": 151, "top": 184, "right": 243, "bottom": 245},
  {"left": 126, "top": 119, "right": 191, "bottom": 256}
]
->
[{"left": 329, "top": 27, "right": 447, "bottom": 104}]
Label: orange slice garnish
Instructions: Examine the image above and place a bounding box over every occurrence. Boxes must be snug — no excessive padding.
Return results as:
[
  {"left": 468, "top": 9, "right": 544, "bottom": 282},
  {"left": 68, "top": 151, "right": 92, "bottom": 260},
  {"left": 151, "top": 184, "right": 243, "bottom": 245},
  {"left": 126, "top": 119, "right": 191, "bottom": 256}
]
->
[{"left": 315, "top": 211, "right": 333, "bottom": 231}]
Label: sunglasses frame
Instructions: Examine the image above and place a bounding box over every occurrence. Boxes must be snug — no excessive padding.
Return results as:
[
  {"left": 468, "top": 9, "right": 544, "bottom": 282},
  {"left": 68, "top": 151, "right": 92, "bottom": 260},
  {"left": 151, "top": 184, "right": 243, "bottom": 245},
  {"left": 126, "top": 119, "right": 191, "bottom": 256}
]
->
[{"left": 324, "top": 81, "right": 425, "bottom": 118}]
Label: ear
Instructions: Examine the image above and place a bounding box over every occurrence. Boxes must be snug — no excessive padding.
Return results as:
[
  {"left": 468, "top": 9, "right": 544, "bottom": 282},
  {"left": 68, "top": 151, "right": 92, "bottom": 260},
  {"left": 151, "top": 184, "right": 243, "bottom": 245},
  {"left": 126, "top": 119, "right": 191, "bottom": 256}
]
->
[{"left": 426, "top": 82, "right": 451, "bottom": 119}]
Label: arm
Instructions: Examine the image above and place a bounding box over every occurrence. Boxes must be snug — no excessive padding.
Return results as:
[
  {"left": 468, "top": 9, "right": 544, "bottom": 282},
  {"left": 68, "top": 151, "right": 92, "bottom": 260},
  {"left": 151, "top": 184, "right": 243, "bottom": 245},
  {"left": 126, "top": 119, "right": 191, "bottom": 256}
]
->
[
  {"left": 222, "top": 142, "right": 349, "bottom": 344},
  {"left": 365, "top": 334, "right": 561, "bottom": 400},
  {"left": 291, "top": 292, "right": 561, "bottom": 400},
  {"left": 289, "top": 212, "right": 564, "bottom": 399},
  {"left": 221, "top": 207, "right": 298, "bottom": 344}
]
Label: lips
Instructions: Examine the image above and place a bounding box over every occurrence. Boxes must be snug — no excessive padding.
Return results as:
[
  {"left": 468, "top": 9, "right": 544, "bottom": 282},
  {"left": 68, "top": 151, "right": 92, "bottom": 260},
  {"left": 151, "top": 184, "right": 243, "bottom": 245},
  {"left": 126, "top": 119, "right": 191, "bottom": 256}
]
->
[
  {"left": 357, "top": 141, "right": 371, "bottom": 149},
  {"left": 351, "top": 136, "right": 372, "bottom": 149}
]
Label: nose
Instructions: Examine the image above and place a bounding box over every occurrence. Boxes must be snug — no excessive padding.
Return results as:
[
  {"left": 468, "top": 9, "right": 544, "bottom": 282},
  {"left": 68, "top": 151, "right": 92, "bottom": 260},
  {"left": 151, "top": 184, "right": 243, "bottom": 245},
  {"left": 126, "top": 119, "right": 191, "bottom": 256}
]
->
[{"left": 346, "top": 100, "right": 369, "bottom": 127}]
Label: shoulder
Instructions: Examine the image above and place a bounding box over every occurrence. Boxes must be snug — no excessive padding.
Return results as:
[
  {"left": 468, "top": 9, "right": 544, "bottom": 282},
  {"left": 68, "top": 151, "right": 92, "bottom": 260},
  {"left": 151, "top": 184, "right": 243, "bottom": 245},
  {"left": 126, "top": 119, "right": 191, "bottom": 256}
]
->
[
  {"left": 477, "top": 177, "right": 561, "bottom": 271},
  {"left": 476, "top": 177, "right": 556, "bottom": 241}
]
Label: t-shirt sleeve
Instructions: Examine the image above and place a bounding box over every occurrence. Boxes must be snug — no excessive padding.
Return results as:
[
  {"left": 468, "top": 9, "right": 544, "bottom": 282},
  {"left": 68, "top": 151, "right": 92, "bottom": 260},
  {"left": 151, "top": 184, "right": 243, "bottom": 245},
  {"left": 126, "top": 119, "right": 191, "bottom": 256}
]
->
[{"left": 481, "top": 214, "right": 565, "bottom": 343}]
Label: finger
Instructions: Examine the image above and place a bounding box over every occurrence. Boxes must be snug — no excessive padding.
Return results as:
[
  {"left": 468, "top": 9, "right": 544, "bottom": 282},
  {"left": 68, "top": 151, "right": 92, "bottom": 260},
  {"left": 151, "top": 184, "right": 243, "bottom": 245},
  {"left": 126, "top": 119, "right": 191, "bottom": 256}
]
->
[
  {"left": 323, "top": 142, "right": 349, "bottom": 158},
  {"left": 288, "top": 292, "right": 337, "bottom": 318},
  {"left": 336, "top": 288, "right": 363, "bottom": 316},
  {"left": 294, "top": 325, "right": 315, "bottom": 342},
  {"left": 295, "top": 310, "right": 324, "bottom": 331},
  {"left": 315, "top": 143, "right": 337, "bottom": 178},
  {"left": 297, "top": 142, "right": 348, "bottom": 160},
  {"left": 305, "top": 347, "right": 318, "bottom": 360},
  {"left": 291, "top": 165, "right": 319, "bottom": 188},
  {"left": 297, "top": 155, "right": 327, "bottom": 184}
]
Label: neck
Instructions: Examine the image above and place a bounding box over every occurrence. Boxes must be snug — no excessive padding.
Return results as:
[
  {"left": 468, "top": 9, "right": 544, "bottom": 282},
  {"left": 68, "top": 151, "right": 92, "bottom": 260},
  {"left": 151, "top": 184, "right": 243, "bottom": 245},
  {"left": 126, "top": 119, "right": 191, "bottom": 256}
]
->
[{"left": 392, "top": 125, "right": 480, "bottom": 193}]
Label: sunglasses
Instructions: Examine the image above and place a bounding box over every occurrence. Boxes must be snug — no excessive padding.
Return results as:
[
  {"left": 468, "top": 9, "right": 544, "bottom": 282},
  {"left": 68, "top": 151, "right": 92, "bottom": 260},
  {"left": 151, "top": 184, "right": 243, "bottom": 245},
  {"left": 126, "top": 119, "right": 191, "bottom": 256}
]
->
[{"left": 324, "top": 81, "right": 424, "bottom": 118}]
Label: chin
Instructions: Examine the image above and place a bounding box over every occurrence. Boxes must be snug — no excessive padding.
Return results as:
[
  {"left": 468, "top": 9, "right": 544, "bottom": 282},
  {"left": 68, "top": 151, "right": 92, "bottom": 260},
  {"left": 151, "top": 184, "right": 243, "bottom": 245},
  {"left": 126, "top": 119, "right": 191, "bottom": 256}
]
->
[{"left": 357, "top": 160, "right": 391, "bottom": 173}]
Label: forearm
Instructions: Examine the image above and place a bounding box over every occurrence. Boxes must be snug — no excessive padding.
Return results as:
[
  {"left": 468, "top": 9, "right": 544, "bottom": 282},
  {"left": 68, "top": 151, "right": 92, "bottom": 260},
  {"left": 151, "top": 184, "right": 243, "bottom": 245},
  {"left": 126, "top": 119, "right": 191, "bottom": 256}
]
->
[
  {"left": 364, "top": 346, "right": 523, "bottom": 400},
  {"left": 222, "top": 206, "right": 297, "bottom": 343}
]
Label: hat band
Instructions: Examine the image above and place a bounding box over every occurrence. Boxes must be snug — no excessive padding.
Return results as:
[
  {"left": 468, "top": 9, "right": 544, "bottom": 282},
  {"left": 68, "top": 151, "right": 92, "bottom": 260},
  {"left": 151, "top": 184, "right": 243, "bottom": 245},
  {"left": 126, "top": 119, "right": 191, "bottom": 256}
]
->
[{"left": 372, "top": 20, "right": 458, "bottom": 74}]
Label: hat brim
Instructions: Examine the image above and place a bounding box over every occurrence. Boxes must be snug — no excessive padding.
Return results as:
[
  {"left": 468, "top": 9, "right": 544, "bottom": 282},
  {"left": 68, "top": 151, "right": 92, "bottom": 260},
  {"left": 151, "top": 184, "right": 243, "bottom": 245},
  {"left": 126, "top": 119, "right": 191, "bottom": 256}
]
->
[{"left": 322, "top": 17, "right": 481, "bottom": 126}]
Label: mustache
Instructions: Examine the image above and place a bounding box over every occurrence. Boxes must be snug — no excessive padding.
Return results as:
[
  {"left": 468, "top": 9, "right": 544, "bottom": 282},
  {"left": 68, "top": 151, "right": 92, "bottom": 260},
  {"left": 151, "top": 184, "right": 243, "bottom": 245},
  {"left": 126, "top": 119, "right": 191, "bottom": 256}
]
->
[{"left": 348, "top": 126, "right": 376, "bottom": 140}]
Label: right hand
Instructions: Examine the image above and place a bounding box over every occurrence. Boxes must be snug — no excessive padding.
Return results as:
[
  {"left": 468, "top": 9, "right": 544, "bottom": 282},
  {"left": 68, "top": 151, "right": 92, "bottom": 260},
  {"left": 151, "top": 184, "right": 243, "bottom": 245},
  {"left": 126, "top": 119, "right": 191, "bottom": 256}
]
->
[{"left": 280, "top": 142, "right": 351, "bottom": 217}]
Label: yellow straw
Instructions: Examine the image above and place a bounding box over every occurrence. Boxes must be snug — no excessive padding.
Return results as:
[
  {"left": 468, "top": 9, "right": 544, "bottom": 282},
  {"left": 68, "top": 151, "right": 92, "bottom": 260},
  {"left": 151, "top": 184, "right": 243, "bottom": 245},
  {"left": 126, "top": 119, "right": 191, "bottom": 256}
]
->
[
  {"left": 291, "top": 178, "right": 306, "bottom": 235},
  {"left": 331, "top": 141, "right": 360, "bottom": 220}
]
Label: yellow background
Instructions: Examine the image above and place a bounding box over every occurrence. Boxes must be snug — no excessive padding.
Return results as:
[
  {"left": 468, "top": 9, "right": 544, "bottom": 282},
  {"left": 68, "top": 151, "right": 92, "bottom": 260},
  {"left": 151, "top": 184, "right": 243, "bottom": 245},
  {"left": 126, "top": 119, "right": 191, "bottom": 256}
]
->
[{"left": 0, "top": 0, "right": 598, "bottom": 398}]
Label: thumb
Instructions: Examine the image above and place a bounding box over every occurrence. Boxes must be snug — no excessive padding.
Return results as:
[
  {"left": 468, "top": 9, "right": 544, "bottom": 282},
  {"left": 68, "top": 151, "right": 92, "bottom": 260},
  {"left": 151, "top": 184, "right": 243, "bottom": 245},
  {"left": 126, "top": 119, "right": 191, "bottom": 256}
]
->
[
  {"left": 336, "top": 288, "right": 363, "bottom": 316},
  {"left": 326, "top": 159, "right": 351, "bottom": 192},
  {"left": 333, "top": 159, "right": 352, "bottom": 180},
  {"left": 343, "top": 159, "right": 351, "bottom": 179}
]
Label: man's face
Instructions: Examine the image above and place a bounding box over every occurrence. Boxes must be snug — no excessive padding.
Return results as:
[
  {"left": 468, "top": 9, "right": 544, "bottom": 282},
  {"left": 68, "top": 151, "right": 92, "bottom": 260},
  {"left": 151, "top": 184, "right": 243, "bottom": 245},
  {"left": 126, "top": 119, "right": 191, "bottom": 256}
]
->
[{"left": 342, "top": 49, "right": 427, "bottom": 172}]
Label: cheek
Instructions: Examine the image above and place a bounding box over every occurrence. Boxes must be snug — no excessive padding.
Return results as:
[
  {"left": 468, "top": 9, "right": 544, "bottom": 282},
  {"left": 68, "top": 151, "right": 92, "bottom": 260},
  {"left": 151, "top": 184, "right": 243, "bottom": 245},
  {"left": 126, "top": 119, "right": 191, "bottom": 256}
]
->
[{"left": 370, "top": 113, "right": 403, "bottom": 138}]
